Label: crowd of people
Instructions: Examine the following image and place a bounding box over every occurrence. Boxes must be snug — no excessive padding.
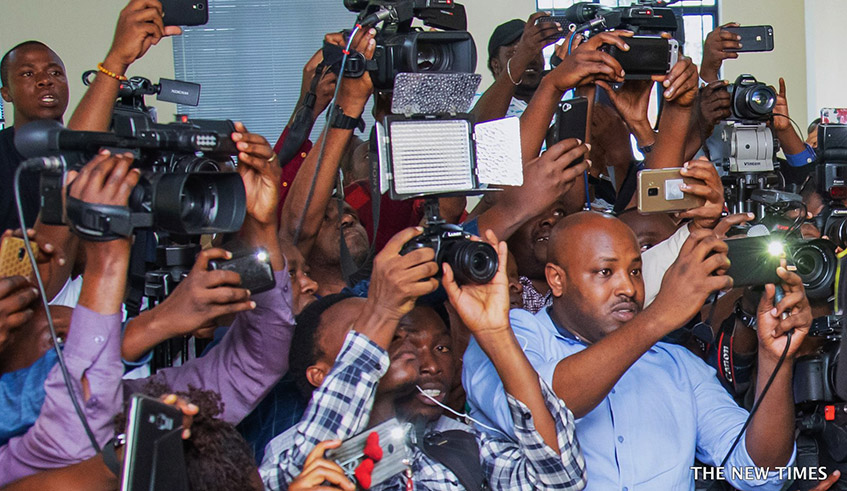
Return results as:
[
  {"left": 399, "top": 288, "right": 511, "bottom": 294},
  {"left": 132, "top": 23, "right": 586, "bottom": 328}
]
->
[{"left": 0, "top": 0, "right": 842, "bottom": 490}]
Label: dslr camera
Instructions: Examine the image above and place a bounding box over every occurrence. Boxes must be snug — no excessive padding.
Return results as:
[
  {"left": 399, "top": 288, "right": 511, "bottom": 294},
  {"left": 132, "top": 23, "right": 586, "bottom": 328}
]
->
[
  {"left": 814, "top": 121, "right": 847, "bottom": 249},
  {"left": 16, "top": 75, "right": 245, "bottom": 239},
  {"left": 717, "top": 74, "right": 779, "bottom": 174},
  {"left": 400, "top": 218, "right": 498, "bottom": 285},
  {"left": 330, "top": 0, "right": 476, "bottom": 91}
]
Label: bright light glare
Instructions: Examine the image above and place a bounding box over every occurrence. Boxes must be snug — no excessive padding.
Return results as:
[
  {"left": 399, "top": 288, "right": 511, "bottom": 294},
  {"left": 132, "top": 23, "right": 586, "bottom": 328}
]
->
[
  {"left": 390, "top": 427, "right": 406, "bottom": 441},
  {"left": 768, "top": 241, "right": 785, "bottom": 257},
  {"left": 256, "top": 251, "right": 268, "bottom": 262}
]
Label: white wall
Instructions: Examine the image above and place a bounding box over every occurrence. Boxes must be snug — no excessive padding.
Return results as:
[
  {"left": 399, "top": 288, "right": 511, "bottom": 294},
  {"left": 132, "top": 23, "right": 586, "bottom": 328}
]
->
[
  {"left": 804, "top": 0, "right": 847, "bottom": 126},
  {"left": 720, "top": 0, "right": 809, "bottom": 130},
  {"left": 0, "top": 0, "right": 176, "bottom": 127}
]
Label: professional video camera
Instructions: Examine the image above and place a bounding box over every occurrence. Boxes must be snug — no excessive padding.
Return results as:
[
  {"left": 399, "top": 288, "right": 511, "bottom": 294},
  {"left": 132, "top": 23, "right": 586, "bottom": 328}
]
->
[
  {"left": 813, "top": 121, "right": 847, "bottom": 248},
  {"left": 15, "top": 75, "right": 245, "bottom": 239},
  {"left": 328, "top": 0, "right": 476, "bottom": 91},
  {"left": 552, "top": 0, "right": 679, "bottom": 36},
  {"left": 793, "top": 251, "right": 847, "bottom": 490}
]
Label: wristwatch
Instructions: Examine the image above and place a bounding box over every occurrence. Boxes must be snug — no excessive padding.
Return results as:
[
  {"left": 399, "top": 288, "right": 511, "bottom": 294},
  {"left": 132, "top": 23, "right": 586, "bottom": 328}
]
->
[
  {"left": 734, "top": 300, "right": 757, "bottom": 331},
  {"left": 330, "top": 105, "right": 365, "bottom": 131}
]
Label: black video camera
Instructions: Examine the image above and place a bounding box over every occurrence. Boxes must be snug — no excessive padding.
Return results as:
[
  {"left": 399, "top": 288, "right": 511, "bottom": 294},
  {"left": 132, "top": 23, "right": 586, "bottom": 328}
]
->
[
  {"left": 328, "top": 0, "right": 476, "bottom": 91},
  {"left": 552, "top": 1, "right": 679, "bottom": 36},
  {"left": 15, "top": 76, "right": 245, "bottom": 239},
  {"left": 726, "top": 189, "right": 837, "bottom": 301}
]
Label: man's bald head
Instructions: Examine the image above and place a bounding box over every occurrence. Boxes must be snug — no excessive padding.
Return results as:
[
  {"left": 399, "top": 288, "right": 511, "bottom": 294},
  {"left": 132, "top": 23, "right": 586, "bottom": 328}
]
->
[
  {"left": 548, "top": 211, "right": 640, "bottom": 269},
  {"left": 545, "top": 212, "right": 644, "bottom": 343}
]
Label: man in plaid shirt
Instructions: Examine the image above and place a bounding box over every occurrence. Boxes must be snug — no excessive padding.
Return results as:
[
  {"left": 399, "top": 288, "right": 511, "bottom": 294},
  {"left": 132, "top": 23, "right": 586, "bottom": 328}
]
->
[{"left": 260, "top": 227, "right": 585, "bottom": 490}]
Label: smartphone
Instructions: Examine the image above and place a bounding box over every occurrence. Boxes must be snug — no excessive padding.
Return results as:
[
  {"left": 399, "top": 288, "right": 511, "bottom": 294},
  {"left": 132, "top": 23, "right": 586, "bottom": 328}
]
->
[
  {"left": 0, "top": 236, "right": 40, "bottom": 278},
  {"left": 637, "top": 168, "right": 706, "bottom": 213},
  {"left": 326, "top": 418, "right": 413, "bottom": 488},
  {"left": 724, "top": 25, "right": 774, "bottom": 52},
  {"left": 121, "top": 394, "right": 189, "bottom": 491},
  {"left": 603, "top": 36, "right": 679, "bottom": 80},
  {"left": 546, "top": 96, "right": 588, "bottom": 156},
  {"left": 535, "top": 16, "right": 569, "bottom": 42},
  {"left": 161, "top": 0, "right": 209, "bottom": 26},
  {"left": 725, "top": 235, "right": 782, "bottom": 287},
  {"left": 208, "top": 248, "right": 275, "bottom": 294}
]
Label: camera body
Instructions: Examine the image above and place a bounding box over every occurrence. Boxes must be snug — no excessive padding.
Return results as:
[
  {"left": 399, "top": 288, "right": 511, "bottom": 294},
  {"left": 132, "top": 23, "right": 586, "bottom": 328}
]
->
[
  {"left": 336, "top": 0, "right": 475, "bottom": 92},
  {"left": 399, "top": 221, "right": 497, "bottom": 285},
  {"left": 208, "top": 248, "right": 275, "bottom": 295},
  {"left": 20, "top": 78, "right": 246, "bottom": 238},
  {"left": 729, "top": 74, "right": 777, "bottom": 122}
]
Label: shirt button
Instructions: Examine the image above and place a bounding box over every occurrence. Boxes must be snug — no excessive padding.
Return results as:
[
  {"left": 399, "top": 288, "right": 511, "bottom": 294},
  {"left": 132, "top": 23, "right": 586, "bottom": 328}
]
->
[
  {"left": 283, "top": 285, "right": 289, "bottom": 293},
  {"left": 617, "top": 436, "right": 624, "bottom": 443},
  {"left": 282, "top": 181, "right": 289, "bottom": 187},
  {"left": 623, "top": 487, "right": 629, "bottom": 491},
  {"left": 94, "top": 335, "right": 105, "bottom": 345},
  {"left": 300, "top": 152, "right": 307, "bottom": 158},
  {"left": 610, "top": 389, "right": 616, "bottom": 394}
]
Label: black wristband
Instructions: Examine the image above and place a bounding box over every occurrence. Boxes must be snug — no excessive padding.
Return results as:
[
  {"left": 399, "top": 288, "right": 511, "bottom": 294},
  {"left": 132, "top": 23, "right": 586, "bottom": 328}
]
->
[
  {"left": 330, "top": 105, "right": 365, "bottom": 131},
  {"left": 101, "top": 434, "right": 126, "bottom": 477}
]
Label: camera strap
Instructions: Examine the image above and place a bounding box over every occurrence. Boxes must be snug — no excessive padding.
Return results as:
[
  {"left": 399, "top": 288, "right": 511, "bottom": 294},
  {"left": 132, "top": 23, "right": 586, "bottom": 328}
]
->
[
  {"left": 66, "top": 196, "right": 153, "bottom": 241},
  {"left": 416, "top": 427, "right": 487, "bottom": 491}
]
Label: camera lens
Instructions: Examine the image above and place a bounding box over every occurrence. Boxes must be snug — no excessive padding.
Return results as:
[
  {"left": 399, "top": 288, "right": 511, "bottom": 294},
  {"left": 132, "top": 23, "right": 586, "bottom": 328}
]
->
[
  {"left": 179, "top": 176, "right": 218, "bottom": 228},
  {"left": 415, "top": 43, "right": 448, "bottom": 71},
  {"left": 442, "top": 239, "right": 498, "bottom": 285},
  {"left": 789, "top": 238, "right": 837, "bottom": 301},
  {"left": 746, "top": 87, "right": 776, "bottom": 115},
  {"left": 825, "top": 215, "right": 847, "bottom": 249},
  {"left": 169, "top": 155, "right": 221, "bottom": 173}
]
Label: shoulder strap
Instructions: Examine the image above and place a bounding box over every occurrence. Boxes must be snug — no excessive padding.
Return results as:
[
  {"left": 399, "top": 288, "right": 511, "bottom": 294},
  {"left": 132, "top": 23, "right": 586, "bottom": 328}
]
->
[{"left": 420, "top": 429, "right": 486, "bottom": 490}]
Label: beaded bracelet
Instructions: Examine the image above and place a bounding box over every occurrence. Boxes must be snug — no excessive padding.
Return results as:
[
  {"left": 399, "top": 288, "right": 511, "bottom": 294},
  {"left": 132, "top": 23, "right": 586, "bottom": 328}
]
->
[{"left": 97, "top": 62, "right": 128, "bottom": 82}]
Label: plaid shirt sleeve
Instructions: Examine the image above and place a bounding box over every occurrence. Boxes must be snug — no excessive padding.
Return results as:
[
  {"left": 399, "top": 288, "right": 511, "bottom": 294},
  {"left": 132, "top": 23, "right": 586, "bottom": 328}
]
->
[
  {"left": 480, "top": 376, "right": 586, "bottom": 491},
  {"left": 259, "top": 331, "right": 389, "bottom": 491}
]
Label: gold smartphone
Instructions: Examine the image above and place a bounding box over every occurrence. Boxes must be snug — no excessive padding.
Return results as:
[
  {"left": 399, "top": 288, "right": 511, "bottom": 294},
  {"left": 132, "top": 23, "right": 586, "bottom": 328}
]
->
[
  {"left": 0, "top": 236, "right": 40, "bottom": 278},
  {"left": 637, "top": 168, "right": 706, "bottom": 214}
]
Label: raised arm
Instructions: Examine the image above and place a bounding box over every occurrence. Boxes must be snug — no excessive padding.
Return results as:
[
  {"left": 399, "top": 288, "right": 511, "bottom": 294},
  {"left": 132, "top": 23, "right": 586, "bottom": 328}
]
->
[
  {"left": 67, "top": 0, "right": 181, "bottom": 131},
  {"left": 520, "top": 31, "right": 629, "bottom": 162},
  {"left": 279, "top": 29, "right": 375, "bottom": 257},
  {"left": 0, "top": 152, "right": 138, "bottom": 485},
  {"left": 472, "top": 13, "right": 561, "bottom": 123},
  {"left": 643, "top": 56, "right": 699, "bottom": 170}
]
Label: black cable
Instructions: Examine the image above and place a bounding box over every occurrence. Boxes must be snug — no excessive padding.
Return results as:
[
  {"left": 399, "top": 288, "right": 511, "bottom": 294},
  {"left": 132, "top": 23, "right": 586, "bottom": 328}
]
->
[
  {"left": 772, "top": 113, "right": 807, "bottom": 143},
  {"left": 705, "top": 329, "right": 793, "bottom": 491},
  {"left": 14, "top": 166, "right": 101, "bottom": 453},
  {"left": 292, "top": 23, "right": 362, "bottom": 245}
]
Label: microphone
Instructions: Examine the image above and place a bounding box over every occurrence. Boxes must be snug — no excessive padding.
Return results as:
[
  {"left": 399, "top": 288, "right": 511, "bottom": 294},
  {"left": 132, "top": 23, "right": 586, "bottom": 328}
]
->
[
  {"left": 19, "top": 155, "right": 66, "bottom": 172},
  {"left": 14, "top": 119, "right": 132, "bottom": 158}
]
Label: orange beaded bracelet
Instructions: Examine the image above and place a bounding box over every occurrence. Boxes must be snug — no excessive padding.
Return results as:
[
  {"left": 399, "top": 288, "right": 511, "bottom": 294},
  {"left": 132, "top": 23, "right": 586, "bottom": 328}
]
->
[{"left": 97, "top": 62, "right": 128, "bottom": 82}]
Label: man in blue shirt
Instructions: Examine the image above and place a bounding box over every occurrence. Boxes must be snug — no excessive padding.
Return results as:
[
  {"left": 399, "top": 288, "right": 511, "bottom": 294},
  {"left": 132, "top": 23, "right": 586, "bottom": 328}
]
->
[{"left": 464, "top": 211, "right": 811, "bottom": 490}]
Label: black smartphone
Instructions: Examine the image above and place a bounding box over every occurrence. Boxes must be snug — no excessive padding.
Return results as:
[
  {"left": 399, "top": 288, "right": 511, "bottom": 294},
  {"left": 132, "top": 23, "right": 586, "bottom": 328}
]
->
[
  {"left": 121, "top": 394, "right": 189, "bottom": 491},
  {"left": 724, "top": 25, "right": 774, "bottom": 52},
  {"left": 602, "top": 36, "right": 679, "bottom": 80},
  {"left": 161, "top": 0, "right": 209, "bottom": 26},
  {"left": 546, "top": 96, "right": 588, "bottom": 160},
  {"left": 209, "top": 248, "right": 276, "bottom": 294},
  {"left": 725, "top": 235, "right": 782, "bottom": 287}
]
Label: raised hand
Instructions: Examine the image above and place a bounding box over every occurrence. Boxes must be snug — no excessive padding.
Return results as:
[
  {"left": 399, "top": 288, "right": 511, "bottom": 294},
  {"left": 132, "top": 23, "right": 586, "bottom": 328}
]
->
[
  {"left": 233, "top": 121, "right": 280, "bottom": 227},
  {"left": 649, "top": 229, "right": 732, "bottom": 331},
  {"left": 103, "top": 0, "right": 183, "bottom": 77},
  {"left": 0, "top": 276, "right": 39, "bottom": 352},
  {"left": 699, "top": 80, "right": 732, "bottom": 127},
  {"left": 658, "top": 56, "right": 698, "bottom": 106},
  {"left": 756, "top": 262, "right": 812, "bottom": 362},
  {"left": 443, "top": 230, "right": 510, "bottom": 335},
  {"left": 677, "top": 157, "right": 725, "bottom": 229},
  {"left": 547, "top": 31, "right": 631, "bottom": 92},
  {"left": 121, "top": 247, "right": 255, "bottom": 361},
  {"left": 701, "top": 23, "right": 741, "bottom": 83},
  {"left": 354, "top": 227, "right": 440, "bottom": 348}
]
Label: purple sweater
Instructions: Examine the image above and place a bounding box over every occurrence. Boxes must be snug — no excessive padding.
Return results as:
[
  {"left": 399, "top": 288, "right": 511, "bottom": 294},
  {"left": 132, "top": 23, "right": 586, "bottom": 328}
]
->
[{"left": 0, "top": 270, "right": 294, "bottom": 485}]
